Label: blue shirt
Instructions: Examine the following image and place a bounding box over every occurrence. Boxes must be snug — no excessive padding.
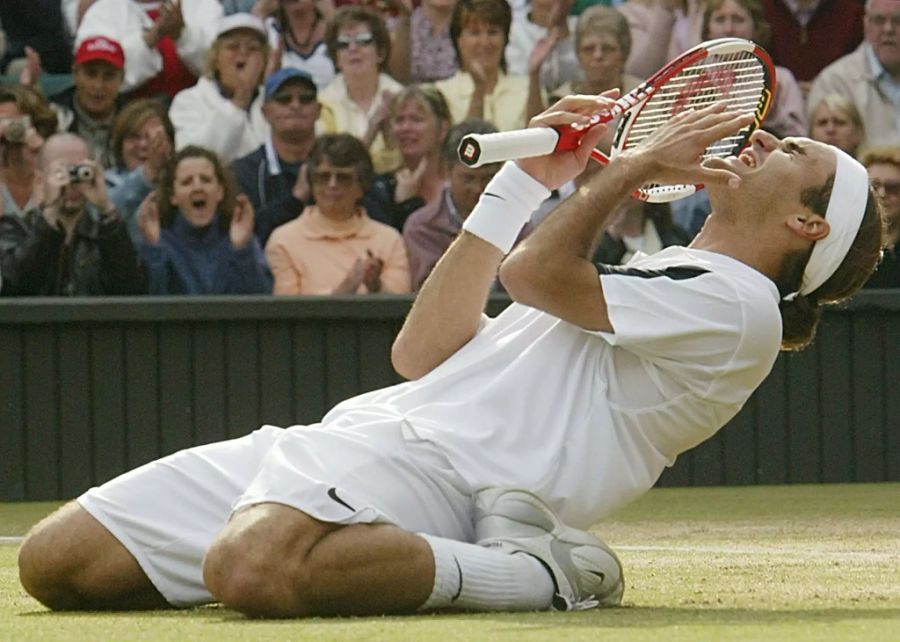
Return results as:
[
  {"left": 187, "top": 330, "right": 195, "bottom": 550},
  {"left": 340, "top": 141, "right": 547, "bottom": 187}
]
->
[{"left": 140, "top": 212, "right": 273, "bottom": 295}]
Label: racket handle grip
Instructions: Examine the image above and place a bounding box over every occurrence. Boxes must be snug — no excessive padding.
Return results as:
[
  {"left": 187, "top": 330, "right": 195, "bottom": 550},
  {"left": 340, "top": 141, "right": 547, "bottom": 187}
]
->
[{"left": 458, "top": 127, "right": 570, "bottom": 168}]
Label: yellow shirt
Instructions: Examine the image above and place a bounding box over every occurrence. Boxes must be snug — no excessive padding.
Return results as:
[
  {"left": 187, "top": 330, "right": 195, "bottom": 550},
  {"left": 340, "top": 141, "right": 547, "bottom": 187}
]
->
[
  {"left": 318, "top": 73, "right": 404, "bottom": 174},
  {"left": 265, "top": 205, "right": 411, "bottom": 295},
  {"left": 433, "top": 71, "right": 532, "bottom": 131}
]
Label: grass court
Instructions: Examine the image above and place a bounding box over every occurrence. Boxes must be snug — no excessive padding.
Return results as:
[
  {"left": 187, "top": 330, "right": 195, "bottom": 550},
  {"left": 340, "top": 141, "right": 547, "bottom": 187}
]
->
[{"left": 2, "top": 483, "right": 898, "bottom": 641}]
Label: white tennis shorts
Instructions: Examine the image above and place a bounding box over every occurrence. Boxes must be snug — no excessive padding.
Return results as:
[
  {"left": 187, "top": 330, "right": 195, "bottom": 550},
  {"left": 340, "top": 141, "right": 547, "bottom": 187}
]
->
[{"left": 78, "top": 410, "right": 474, "bottom": 606}]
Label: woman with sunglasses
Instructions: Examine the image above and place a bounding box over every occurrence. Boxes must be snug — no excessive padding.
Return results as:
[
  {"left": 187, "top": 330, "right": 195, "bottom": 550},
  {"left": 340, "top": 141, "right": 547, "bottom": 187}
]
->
[
  {"left": 265, "top": 133, "right": 411, "bottom": 295},
  {"left": 136, "top": 146, "right": 273, "bottom": 295},
  {"left": 265, "top": 0, "right": 337, "bottom": 90},
  {"left": 318, "top": 6, "right": 404, "bottom": 174}
]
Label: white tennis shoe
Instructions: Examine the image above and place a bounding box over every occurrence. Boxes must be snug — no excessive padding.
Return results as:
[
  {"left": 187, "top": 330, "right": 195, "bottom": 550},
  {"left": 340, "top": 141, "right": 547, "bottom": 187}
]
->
[{"left": 474, "top": 488, "right": 625, "bottom": 611}]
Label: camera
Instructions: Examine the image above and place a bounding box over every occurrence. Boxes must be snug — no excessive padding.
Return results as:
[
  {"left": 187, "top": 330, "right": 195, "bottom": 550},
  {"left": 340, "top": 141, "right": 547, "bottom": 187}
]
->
[
  {"left": 67, "top": 164, "right": 95, "bottom": 184},
  {"left": 0, "top": 115, "right": 31, "bottom": 145}
]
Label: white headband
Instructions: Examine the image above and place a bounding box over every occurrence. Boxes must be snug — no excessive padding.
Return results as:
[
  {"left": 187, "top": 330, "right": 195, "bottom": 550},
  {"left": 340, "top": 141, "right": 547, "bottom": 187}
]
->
[{"left": 798, "top": 146, "right": 870, "bottom": 296}]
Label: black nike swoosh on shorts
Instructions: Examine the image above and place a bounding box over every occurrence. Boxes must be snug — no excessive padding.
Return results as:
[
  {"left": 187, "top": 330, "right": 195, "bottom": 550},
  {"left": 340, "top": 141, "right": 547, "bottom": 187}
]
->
[
  {"left": 482, "top": 192, "right": 505, "bottom": 200},
  {"left": 327, "top": 487, "right": 355, "bottom": 512}
]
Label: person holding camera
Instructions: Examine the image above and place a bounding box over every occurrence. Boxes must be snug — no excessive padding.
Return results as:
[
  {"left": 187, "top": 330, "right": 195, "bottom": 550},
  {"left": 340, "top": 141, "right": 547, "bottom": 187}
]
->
[
  {"left": 0, "top": 85, "right": 58, "bottom": 221},
  {"left": 0, "top": 133, "right": 145, "bottom": 296}
]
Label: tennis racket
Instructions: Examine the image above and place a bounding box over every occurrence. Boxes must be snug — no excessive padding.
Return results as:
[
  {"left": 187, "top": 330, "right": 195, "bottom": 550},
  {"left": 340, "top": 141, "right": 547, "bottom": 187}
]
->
[{"left": 457, "top": 37, "right": 775, "bottom": 202}]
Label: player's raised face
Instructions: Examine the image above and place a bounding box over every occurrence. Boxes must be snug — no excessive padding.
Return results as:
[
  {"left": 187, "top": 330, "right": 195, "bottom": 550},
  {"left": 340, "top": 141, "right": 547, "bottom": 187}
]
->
[{"left": 706, "top": 130, "right": 836, "bottom": 212}]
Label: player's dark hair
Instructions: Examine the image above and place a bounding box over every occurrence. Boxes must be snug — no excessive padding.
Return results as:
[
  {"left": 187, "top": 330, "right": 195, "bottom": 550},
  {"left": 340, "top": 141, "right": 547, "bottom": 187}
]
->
[{"left": 778, "top": 177, "right": 884, "bottom": 351}]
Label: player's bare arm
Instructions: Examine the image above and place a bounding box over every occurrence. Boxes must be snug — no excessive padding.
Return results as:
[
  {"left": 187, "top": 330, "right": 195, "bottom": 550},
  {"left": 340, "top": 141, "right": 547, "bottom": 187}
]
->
[
  {"left": 392, "top": 95, "right": 614, "bottom": 380},
  {"left": 501, "top": 104, "right": 755, "bottom": 332}
]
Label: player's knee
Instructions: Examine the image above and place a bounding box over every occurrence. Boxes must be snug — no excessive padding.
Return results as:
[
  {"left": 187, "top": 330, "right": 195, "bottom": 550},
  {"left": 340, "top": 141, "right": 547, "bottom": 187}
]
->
[
  {"left": 18, "top": 522, "right": 81, "bottom": 609},
  {"left": 203, "top": 534, "right": 316, "bottom": 617}
]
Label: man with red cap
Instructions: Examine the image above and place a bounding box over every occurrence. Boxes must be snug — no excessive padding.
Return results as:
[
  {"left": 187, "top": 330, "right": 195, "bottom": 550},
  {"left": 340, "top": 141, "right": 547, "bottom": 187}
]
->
[{"left": 49, "top": 36, "right": 127, "bottom": 168}]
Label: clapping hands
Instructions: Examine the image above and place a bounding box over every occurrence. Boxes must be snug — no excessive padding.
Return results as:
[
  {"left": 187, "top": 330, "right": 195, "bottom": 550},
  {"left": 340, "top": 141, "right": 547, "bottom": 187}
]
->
[
  {"left": 333, "top": 250, "right": 384, "bottom": 294},
  {"left": 230, "top": 194, "right": 256, "bottom": 249}
]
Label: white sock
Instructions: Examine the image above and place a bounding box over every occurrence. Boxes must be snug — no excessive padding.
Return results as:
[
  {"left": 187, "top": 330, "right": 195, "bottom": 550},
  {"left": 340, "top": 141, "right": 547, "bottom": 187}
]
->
[{"left": 419, "top": 534, "right": 554, "bottom": 611}]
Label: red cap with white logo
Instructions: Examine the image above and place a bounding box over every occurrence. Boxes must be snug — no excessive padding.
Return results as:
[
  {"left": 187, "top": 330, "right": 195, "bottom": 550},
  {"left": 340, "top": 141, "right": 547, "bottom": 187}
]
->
[{"left": 74, "top": 36, "right": 125, "bottom": 69}]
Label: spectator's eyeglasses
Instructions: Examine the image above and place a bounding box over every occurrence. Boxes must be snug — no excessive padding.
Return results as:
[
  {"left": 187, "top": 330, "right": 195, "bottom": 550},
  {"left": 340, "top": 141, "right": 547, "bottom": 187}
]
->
[
  {"left": 271, "top": 91, "right": 317, "bottom": 106},
  {"left": 865, "top": 12, "right": 900, "bottom": 28},
  {"left": 312, "top": 169, "right": 357, "bottom": 187},
  {"left": 871, "top": 179, "right": 900, "bottom": 197},
  {"left": 335, "top": 32, "right": 375, "bottom": 50}
]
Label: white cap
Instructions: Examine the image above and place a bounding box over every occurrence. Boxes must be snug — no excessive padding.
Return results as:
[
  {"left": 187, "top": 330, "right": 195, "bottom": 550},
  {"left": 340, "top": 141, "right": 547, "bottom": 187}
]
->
[{"left": 216, "top": 13, "right": 267, "bottom": 39}]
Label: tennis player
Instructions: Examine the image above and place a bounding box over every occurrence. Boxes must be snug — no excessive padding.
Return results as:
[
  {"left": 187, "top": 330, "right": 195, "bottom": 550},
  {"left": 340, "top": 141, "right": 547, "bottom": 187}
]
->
[{"left": 19, "top": 97, "right": 883, "bottom": 617}]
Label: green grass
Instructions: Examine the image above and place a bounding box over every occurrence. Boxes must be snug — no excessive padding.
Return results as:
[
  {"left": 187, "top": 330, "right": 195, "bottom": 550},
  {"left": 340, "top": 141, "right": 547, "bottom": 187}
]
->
[{"left": 2, "top": 484, "right": 899, "bottom": 641}]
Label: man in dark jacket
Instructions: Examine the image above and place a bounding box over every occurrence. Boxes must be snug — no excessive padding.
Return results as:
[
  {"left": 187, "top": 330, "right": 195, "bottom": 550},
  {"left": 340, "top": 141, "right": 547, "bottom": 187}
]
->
[
  {"left": 232, "top": 68, "right": 320, "bottom": 246},
  {"left": 0, "top": 132, "right": 144, "bottom": 296}
]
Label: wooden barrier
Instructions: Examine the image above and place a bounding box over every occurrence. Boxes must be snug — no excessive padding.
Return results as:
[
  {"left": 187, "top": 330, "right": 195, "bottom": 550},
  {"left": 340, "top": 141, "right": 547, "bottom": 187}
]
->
[{"left": 1, "top": 293, "right": 898, "bottom": 500}]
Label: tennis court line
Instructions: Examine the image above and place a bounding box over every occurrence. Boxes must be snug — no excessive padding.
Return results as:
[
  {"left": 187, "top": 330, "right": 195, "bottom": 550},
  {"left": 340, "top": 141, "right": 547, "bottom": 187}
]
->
[
  {"left": 0, "top": 537, "right": 24, "bottom": 544},
  {"left": 617, "top": 544, "right": 899, "bottom": 561}
]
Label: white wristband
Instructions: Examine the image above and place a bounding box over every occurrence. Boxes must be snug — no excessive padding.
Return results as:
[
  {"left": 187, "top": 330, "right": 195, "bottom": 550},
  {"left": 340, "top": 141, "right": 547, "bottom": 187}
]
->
[{"left": 462, "top": 161, "right": 551, "bottom": 254}]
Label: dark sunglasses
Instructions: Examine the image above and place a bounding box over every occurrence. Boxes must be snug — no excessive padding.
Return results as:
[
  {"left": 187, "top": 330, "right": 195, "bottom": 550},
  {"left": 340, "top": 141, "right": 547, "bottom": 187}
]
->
[
  {"left": 335, "top": 32, "right": 375, "bottom": 50},
  {"left": 312, "top": 169, "right": 357, "bottom": 186},
  {"left": 271, "top": 91, "right": 317, "bottom": 106}
]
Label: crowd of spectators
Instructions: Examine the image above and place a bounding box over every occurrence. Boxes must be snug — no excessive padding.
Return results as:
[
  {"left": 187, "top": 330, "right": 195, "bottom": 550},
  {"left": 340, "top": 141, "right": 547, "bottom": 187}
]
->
[{"left": 0, "top": 0, "right": 896, "bottom": 297}]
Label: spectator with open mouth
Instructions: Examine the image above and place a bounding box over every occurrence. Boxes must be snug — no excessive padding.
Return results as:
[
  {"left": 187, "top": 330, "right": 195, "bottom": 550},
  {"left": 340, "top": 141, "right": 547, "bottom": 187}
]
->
[
  {"left": 136, "top": 145, "right": 273, "bottom": 295},
  {"left": 169, "top": 13, "right": 271, "bottom": 164}
]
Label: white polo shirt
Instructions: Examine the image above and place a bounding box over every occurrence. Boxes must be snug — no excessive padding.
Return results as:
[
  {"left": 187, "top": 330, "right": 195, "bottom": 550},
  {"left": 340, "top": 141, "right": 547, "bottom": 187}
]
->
[{"left": 325, "top": 246, "right": 782, "bottom": 528}]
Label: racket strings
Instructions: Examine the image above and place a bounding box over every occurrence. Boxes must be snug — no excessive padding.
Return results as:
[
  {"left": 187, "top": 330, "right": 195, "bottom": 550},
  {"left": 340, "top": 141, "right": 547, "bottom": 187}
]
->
[
  {"left": 624, "top": 51, "right": 769, "bottom": 199},
  {"left": 628, "top": 52, "right": 767, "bottom": 161}
]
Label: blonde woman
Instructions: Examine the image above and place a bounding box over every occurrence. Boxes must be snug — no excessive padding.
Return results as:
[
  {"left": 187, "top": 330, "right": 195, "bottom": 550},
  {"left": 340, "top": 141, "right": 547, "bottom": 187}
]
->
[
  {"left": 808, "top": 94, "right": 865, "bottom": 159},
  {"left": 168, "top": 14, "right": 271, "bottom": 163}
]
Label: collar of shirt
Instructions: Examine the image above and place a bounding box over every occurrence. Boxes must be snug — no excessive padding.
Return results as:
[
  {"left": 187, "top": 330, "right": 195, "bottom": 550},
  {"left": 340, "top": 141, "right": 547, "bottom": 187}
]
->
[
  {"left": 216, "top": 80, "right": 259, "bottom": 114},
  {"left": 296, "top": 204, "right": 374, "bottom": 240},
  {"left": 328, "top": 73, "right": 400, "bottom": 121},
  {"left": 1, "top": 184, "right": 41, "bottom": 218},
  {"left": 865, "top": 42, "right": 900, "bottom": 105},
  {"left": 265, "top": 133, "right": 282, "bottom": 177},
  {"left": 782, "top": 0, "right": 823, "bottom": 26},
  {"left": 444, "top": 186, "right": 463, "bottom": 228},
  {"left": 72, "top": 97, "right": 115, "bottom": 133}
]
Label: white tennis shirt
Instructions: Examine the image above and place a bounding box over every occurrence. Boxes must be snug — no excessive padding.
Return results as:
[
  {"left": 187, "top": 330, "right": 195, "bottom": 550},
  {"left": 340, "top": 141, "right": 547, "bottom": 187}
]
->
[{"left": 325, "top": 246, "right": 782, "bottom": 528}]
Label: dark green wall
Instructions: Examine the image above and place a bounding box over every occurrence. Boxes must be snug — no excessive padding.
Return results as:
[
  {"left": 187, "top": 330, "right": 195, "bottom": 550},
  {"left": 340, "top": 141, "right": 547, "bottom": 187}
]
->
[{"left": 1, "top": 293, "right": 898, "bottom": 500}]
